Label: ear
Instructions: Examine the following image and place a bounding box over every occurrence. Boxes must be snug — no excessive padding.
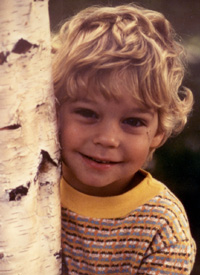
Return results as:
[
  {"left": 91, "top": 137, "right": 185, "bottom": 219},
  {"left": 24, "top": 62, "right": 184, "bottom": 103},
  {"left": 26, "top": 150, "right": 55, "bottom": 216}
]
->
[{"left": 150, "top": 130, "right": 165, "bottom": 149}]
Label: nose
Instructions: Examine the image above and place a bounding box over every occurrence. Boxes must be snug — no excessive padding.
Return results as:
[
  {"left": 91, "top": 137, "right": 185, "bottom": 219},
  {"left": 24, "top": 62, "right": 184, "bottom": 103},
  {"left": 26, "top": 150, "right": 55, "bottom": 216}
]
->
[{"left": 93, "top": 121, "right": 120, "bottom": 148}]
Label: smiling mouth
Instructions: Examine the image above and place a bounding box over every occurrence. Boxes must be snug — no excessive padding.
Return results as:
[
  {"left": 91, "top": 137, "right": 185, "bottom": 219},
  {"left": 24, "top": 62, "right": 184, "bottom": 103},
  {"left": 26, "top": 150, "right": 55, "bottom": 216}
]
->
[{"left": 81, "top": 154, "right": 118, "bottom": 164}]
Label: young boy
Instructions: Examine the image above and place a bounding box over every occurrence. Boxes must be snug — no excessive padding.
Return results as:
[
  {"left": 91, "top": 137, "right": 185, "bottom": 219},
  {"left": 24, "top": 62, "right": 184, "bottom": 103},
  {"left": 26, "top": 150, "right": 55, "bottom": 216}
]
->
[{"left": 52, "top": 4, "right": 196, "bottom": 274}]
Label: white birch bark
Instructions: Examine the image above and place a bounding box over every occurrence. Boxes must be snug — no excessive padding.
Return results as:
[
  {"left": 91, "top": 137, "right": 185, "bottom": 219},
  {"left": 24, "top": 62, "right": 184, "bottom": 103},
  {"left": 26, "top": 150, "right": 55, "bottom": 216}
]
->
[{"left": 0, "top": 0, "right": 61, "bottom": 274}]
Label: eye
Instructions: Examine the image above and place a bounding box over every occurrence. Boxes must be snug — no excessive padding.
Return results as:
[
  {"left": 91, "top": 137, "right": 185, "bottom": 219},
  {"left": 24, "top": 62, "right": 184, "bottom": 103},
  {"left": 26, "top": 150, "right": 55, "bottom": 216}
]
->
[
  {"left": 122, "top": 117, "right": 145, "bottom": 127},
  {"left": 74, "top": 108, "right": 98, "bottom": 119}
]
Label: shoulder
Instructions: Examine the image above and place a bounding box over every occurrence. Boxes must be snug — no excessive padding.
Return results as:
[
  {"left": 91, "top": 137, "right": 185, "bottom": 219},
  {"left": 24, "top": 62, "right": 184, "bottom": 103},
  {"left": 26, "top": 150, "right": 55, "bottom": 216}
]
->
[
  {"left": 136, "top": 176, "right": 193, "bottom": 245},
  {"left": 147, "top": 183, "right": 188, "bottom": 223},
  {"left": 136, "top": 179, "right": 197, "bottom": 272}
]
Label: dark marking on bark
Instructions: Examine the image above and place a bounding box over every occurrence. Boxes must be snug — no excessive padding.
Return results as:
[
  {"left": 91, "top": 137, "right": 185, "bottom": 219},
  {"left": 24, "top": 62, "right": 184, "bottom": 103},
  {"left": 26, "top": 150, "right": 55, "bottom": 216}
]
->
[
  {"left": 0, "top": 124, "right": 21, "bottom": 131},
  {"left": 40, "top": 150, "right": 58, "bottom": 168},
  {"left": 40, "top": 181, "right": 50, "bottom": 187},
  {"left": 37, "top": 150, "right": 60, "bottom": 182},
  {"left": 9, "top": 182, "right": 30, "bottom": 201},
  {"left": 0, "top": 51, "right": 9, "bottom": 65},
  {"left": 54, "top": 250, "right": 62, "bottom": 259},
  {"left": 12, "top": 39, "right": 38, "bottom": 54},
  {"left": 34, "top": 175, "right": 38, "bottom": 184},
  {"left": 36, "top": 103, "right": 45, "bottom": 108},
  {"left": 0, "top": 253, "right": 4, "bottom": 259}
]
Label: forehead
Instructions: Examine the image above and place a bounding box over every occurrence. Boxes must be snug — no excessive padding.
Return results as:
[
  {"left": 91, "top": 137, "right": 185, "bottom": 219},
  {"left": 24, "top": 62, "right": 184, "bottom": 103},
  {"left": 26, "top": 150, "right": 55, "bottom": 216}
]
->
[
  {"left": 58, "top": 65, "right": 161, "bottom": 112},
  {"left": 66, "top": 67, "right": 146, "bottom": 103}
]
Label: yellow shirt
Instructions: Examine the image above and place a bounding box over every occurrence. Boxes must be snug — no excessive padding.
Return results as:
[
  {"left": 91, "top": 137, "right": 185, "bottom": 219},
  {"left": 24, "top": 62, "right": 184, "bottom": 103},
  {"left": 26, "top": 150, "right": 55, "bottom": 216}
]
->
[{"left": 61, "top": 170, "right": 196, "bottom": 274}]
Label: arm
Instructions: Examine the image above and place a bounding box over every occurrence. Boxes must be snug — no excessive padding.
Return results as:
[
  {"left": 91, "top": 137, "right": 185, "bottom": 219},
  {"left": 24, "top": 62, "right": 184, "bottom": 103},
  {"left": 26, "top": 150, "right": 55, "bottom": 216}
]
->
[{"left": 137, "top": 226, "right": 196, "bottom": 274}]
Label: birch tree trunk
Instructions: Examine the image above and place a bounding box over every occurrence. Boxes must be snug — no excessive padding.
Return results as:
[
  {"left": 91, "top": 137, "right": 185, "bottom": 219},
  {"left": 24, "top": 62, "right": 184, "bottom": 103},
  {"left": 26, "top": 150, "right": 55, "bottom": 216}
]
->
[{"left": 0, "top": 0, "right": 61, "bottom": 274}]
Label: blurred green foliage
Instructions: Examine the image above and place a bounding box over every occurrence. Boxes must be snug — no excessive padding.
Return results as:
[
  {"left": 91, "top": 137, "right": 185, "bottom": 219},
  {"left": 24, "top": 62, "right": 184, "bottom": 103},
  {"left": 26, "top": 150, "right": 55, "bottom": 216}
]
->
[{"left": 49, "top": 1, "right": 200, "bottom": 273}]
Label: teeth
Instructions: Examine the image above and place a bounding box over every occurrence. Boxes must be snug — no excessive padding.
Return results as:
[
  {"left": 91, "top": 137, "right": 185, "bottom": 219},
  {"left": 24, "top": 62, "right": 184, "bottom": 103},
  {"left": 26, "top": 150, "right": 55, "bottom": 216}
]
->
[
  {"left": 83, "top": 154, "right": 115, "bottom": 164},
  {"left": 91, "top": 157, "right": 110, "bottom": 164}
]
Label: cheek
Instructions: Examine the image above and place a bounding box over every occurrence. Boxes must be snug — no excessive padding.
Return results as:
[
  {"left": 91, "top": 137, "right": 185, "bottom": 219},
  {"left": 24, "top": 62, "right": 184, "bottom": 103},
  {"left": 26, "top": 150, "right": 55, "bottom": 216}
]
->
[
  {"left": 126, "top": 137, "right": 151, "bottom": 159},
  {"left": 146, "top": 130, "right": 154, "bottom": 144},
  {"left": 124, "top": 128, "right": 159, "bottom": 168},
  {"left": 60, "top": 123, "right": 82, "bottom": 151},
  {"left": 60, "top": 128, "right": 73, "bottom": 147}
]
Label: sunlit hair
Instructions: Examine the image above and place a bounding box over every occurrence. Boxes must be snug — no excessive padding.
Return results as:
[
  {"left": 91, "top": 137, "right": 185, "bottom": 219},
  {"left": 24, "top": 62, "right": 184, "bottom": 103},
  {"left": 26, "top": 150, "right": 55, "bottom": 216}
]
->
[{"left": 52, "top": 4, "right": 193, "bottom": 150}]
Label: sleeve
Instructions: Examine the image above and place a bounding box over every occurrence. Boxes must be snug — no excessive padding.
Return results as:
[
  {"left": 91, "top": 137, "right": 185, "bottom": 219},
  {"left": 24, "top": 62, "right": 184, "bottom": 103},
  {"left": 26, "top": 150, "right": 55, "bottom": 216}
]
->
[
  {"left": 137, "top": 214, "right": 196, "bottom": 275},
  {"left": 137, "top": 237, "right": 196, "bottom": 274}
]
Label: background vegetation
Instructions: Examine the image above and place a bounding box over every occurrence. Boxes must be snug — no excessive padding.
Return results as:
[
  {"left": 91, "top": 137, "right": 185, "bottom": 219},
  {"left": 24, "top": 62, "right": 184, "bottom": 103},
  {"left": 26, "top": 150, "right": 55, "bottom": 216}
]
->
[{"left": 49, "top": 1, "right": 200, "bottom": 273}]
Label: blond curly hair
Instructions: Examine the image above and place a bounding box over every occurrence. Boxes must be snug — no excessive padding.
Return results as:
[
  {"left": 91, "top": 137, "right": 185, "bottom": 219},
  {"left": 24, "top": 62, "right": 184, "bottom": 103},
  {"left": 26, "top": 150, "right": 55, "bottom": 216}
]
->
[{"left": 52, "top": 4, "right": 193, "bottom": 148}]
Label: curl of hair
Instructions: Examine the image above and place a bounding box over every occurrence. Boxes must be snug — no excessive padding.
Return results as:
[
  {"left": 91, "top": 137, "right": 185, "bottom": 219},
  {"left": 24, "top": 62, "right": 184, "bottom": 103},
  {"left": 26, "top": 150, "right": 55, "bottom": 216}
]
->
[{"left": 52, "top": 4, "right": 193, "bottom": 147}]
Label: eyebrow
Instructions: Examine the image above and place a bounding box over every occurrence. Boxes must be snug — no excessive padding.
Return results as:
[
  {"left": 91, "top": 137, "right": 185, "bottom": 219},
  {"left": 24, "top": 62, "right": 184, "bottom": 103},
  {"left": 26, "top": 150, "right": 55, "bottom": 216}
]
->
[
  {"left": 70, "top": 97, "right": 155, "bottom": 116},
  {"left": 70, "top": 98, "right": 96, "bottom": 104},
  {"left": 130, "top": 107, "right": 155, "bottom": 116}
]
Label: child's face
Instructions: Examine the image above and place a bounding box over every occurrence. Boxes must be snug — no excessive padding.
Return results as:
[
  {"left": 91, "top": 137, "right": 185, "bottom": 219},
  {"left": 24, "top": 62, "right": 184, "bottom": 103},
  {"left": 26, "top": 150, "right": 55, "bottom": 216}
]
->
[{"left": 59, "top": 92, "right": 164, "bottom": 196}]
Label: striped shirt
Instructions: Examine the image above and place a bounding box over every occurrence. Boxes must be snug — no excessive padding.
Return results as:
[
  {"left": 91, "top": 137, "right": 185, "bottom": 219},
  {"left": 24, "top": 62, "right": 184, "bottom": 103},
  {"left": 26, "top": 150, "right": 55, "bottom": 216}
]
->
[{"left": 61, "top": 170, "right": 196, "bottom": 274}]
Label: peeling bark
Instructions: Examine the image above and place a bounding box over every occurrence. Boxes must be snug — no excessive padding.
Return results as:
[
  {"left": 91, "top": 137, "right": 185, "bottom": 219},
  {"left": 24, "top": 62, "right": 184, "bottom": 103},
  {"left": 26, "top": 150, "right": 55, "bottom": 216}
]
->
[
  {"left": 0, "top": 124, "right": 21, "bottom": 130},
  {"left": 12, "top": 38, "right": 38, "bottom": 54},
  {"left": 0, "top": 51, "right": 9, "bottom": 64},
  {"left": 8, "top": 184, "right": 30, "bottom": 201},
  {"left": 0, "top": 0, "right": 61, "bottom": 274}
]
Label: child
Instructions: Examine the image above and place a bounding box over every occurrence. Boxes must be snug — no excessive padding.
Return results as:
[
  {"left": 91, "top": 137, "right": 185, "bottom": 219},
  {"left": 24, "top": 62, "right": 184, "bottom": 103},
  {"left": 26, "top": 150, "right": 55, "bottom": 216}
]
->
[{"left": 52, "top": 4, "right": 196, "bottom": 274}]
